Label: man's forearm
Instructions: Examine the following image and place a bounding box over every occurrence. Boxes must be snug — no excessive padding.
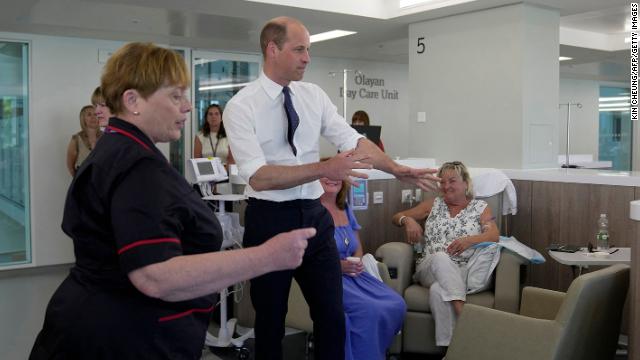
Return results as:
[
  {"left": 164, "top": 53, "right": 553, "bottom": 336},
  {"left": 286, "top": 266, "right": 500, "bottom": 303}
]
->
[
  {"left": 352, "top": 138, "right": 398, "bottom": 174},
  {"left": 249, "top": 163, "right": 324, "bottom": 191}
]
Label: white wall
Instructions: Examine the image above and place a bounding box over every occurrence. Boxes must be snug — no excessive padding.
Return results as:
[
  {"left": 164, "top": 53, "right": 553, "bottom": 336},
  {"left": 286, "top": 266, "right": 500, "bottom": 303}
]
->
[
  {"left": 407, "top": 4, "right": 559, "bottom": 169},
  {"left": 303, "top": 57, "right": 409, "bottom": 159}
]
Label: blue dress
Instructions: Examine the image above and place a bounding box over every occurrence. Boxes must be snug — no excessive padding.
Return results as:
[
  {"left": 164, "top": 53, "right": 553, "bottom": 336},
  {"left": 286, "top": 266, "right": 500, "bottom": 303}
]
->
[{"left": 335, "top": 205, "right": 406, "bottom": 360}]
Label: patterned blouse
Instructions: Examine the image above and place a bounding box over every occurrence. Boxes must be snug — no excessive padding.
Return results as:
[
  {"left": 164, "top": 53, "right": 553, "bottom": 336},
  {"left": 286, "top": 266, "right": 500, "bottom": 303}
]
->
[{"left": 418, "top": 196, "right": 487, "bottom": 266}]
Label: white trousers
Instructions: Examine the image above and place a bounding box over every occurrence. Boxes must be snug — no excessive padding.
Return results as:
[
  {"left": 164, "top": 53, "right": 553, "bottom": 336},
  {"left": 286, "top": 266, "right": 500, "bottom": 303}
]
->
[{"left": 415, "top": 252, "right": 466, "bottom": 346}]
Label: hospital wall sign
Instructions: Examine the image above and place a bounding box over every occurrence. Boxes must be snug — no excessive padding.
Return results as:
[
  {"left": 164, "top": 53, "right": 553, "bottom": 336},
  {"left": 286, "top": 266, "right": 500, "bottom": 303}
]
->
[{"left": 338, "top": 73, "right": 400, "bottom": 101}]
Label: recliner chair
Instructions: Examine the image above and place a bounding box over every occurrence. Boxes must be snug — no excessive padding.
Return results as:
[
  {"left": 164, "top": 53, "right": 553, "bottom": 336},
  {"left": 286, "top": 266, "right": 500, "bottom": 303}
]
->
[
  {"left": 375, "top": 242, "right": 525, "bottom": 354},
  {"left": 374, "top": 191, "right": 525, "bottom": 355},
  {"left": 445, "top": 264, "right": 630, "bottom": 360}
]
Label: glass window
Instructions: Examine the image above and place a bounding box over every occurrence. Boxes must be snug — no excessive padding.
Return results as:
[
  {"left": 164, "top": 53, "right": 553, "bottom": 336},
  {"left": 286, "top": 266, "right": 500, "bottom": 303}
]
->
[
  {"left": 191, "top": 52, "right": 260, "bottom": 157},
  {"left": 599, "top": 86, "right": 633, "bottom": 170},
  {"left": 0, "top": 41, "right": 30, "bottom": 266}
]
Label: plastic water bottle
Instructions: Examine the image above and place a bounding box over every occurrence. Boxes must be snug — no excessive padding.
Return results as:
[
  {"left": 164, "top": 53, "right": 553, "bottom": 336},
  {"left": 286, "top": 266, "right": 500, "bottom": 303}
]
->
[{"left": 596, "top": 214, "right": 609, "bottom": 251}]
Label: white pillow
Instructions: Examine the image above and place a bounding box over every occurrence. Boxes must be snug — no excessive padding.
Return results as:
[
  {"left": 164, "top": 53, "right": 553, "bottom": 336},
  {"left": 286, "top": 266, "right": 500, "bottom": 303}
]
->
[{"left": 465, "top": 245, "right": 501, "bottom": 294}]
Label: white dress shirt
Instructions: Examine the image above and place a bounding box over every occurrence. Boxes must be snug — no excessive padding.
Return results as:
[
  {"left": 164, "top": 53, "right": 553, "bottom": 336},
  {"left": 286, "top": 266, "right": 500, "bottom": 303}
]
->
[{"left": 223, "top": 72, "right": 362, "bottom": 202}]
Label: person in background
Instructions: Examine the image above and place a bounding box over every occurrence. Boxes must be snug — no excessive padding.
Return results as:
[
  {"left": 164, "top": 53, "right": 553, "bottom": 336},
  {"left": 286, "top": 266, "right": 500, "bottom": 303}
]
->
[
  {"left": 391, "top": 161, "right": 499, "bottom": 347},
  {"left": 91, "top": 86, "right": 113, "bottom": 129},
  {"left": 223, "top": 16, "right": 438, "bottom": 360},
  {"left": 66, "top": 105, "right": 102, "bottom": 177},
  {"left": 193, "top": 103, "right": 234, "bottom": 165},
  {"left": 351, "top": 110, "right": 385, "bottom": 152},
  {"left": 319, "top": 177, "right": 406, "bottom": 360},
  {"left": 30, "top": 42, "right": 311, "bottom": 360}
]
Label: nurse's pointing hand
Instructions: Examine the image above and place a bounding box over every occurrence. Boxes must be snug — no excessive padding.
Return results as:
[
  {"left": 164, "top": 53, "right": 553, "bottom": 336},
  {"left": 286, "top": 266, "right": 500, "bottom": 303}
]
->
[{"left": 263, "top": 228, "right": 313, "bottom": 270}]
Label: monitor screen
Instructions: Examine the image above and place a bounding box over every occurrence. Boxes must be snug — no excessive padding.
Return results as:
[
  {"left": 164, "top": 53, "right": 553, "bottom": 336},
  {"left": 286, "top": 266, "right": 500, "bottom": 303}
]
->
[
  {"left": 197, "top": 161, "right": 215, "bottom": 175},
  {"left": 351, "top": 125, "right": 381, "bottom": 145},
  {"left": 349, "top": 179, "right": 368, "bottom": 210}
]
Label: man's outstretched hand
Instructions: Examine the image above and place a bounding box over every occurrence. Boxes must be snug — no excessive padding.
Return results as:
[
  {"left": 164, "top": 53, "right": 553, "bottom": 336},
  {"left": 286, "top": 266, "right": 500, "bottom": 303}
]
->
[{"left": 393, "top": 165, "right": 439, "bottom": 192}]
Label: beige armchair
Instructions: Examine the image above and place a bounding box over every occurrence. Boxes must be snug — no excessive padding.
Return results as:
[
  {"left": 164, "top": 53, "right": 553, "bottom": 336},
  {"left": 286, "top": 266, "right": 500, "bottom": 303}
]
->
[
  {"left": 284, "top": 262, "right": 401, "bottom": 353},
  {"left": 446, "top": 264, "right": 630, "bottom": 360},
  {"left": 375, "top": 242, "right": 526, "bottom": 354}
]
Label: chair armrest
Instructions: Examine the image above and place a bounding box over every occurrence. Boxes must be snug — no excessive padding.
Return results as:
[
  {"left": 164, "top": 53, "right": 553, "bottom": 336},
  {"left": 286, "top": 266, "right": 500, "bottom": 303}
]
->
[
  {"left": 375, "top": 242, "right": 414, "bottom": 295},
  {"left": 284, "top": 279, "right": 313, "bottom": 333},
  {"left": 446, "top": 304, "right": 561, "bottom": 360},
  {"left": 519, "top": 286, "right": 566, "bottom": 320},
  {"left": 376, "top": 261, "right": 392, "bottom": 285},
  {"left": 493, "top": 249, "right": 526, "bottom": 313}
]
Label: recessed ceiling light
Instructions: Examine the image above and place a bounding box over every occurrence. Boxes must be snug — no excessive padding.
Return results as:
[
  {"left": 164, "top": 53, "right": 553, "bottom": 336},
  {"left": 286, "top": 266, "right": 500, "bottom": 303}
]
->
[
  {"left": 559, "top": 56, "right": 572, "bottom": 61},
  {"left": 310, "top": 30, "right": 357, "bottom": 43},
  {"left": 399, "top": 0, "right": 478, "bottom": 10}
]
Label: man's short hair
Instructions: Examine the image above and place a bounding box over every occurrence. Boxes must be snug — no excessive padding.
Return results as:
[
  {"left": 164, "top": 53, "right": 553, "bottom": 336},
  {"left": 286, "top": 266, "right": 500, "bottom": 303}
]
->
[{"left": 260, "top": 18, "right": 289, "bottom": 57}]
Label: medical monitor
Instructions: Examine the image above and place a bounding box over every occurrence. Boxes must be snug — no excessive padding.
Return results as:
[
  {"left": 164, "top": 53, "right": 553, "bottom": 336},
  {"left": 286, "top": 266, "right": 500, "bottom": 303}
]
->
[
  {"left": 351, "top": 125, "right": 381, "bottom": 145},
  {"left": 186, "top": 157, "right": 228, "bottom": 184},
  {"left": 349, "top": 179, "right": 368, "bottom": 210}
]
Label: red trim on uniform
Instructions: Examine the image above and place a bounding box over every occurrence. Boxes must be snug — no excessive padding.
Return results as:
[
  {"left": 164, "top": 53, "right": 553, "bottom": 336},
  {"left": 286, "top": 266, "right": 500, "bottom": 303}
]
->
[
  {"left": 158, "top": 305, "right": 215, "bottom": 322},
  {"left": 105, "top": 125, "right": 152, "bottom": 151},
  {"left": 117, "top": 238, "right": 181, "bottom": 255}
]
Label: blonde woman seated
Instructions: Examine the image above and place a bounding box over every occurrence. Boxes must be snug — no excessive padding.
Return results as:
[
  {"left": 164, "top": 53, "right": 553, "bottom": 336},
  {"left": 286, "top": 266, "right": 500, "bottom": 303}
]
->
[{"left": 391, "top": 161, "right": 498, "bottom": 347}]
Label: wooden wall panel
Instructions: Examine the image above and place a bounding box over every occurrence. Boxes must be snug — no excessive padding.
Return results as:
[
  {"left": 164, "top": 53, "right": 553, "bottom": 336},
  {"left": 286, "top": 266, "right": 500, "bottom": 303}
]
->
[
  {"left": 530, "top": 182, "right": 564, "bottom": 289},
  {"left": 588, "top": 184, "right": 637, "bottom": 249},
  {"left": 512, "top": 182, "right": 637, "bottom": 291},
  {"left": 509, "top": 180, "right": 532, "bottom": 245},
  {"left": 555, "top": 182, "right": 592, "bottom": 291}
]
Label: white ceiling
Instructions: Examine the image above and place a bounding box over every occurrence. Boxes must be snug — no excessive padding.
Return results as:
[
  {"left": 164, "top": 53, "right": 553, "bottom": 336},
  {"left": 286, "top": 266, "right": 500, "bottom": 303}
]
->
[{"left": 0, "top": 0, "right": 632, "bottom": 69}]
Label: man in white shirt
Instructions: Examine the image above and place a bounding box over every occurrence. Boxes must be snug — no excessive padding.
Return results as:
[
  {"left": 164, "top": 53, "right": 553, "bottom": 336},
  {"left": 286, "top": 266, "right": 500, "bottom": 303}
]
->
[{"left": 223, "top": 16, "right": 438, "bottom": 360}]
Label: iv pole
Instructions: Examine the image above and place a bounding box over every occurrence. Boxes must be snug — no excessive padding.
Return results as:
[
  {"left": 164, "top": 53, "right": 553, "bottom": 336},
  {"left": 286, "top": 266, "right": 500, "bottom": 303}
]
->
[
  {"left": 329, "top": 69, "right": 361, "bottom": 117},
  {"left": 559, "top": 101, "right": 582, "bottom": 168}
]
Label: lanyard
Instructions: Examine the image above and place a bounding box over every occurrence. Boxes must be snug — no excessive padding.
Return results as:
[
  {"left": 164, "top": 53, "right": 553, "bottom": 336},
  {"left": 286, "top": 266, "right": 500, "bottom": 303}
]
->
[{"left": 208, "top": 134, "right": 219, "bottom": 157}]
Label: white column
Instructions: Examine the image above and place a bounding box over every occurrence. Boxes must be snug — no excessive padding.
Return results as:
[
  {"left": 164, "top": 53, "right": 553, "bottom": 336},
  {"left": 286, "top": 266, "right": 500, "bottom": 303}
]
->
[{"left": 408, "top": 4, "right": 559, "bottom": 169}]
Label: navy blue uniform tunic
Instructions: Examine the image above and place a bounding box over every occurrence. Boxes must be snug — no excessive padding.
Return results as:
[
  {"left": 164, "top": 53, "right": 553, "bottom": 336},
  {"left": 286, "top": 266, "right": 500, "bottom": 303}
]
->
[{"left": 30, "top": 118, "right": 222, "bottom": 359}]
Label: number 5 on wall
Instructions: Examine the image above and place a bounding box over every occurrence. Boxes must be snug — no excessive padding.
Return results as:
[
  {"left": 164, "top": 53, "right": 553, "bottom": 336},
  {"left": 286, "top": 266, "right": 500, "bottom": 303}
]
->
[{"left": 417, "top": 37, "right": 426, "bottom": 54}]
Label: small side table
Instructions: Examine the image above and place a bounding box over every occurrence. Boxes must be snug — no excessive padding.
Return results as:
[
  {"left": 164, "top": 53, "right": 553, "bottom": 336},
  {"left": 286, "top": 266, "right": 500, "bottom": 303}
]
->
[{"left": 548, "top": 247, "right": 631, "bottom": 277}]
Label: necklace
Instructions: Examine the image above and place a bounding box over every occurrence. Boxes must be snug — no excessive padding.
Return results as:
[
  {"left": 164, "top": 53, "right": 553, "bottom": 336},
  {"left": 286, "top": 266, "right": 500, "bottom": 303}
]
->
[{"left": 336, "top": 226, "right": 349, "bottom": 247}]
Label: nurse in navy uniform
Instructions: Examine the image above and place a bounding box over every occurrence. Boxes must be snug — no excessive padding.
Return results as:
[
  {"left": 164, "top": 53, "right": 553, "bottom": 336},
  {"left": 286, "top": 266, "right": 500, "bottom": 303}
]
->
[{"left": 29, "top": 42, "right": 311, "bottom": 360}]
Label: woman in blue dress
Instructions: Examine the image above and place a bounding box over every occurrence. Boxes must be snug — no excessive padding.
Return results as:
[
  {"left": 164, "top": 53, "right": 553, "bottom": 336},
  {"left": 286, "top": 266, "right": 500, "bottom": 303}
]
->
[{"left": 320, "top": 177, "right": 406, "bottom": 360}]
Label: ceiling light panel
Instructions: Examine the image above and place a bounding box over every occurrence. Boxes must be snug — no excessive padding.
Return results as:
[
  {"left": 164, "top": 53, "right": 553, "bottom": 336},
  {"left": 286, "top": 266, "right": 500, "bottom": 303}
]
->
[{"left": 310, "top": 30, "right": 357, "bottom": 43}]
